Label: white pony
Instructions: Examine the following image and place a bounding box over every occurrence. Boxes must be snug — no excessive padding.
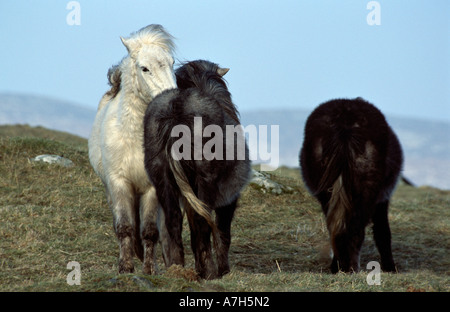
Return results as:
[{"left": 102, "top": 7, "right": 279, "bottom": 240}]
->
[{"left": 88, "top": 25, "right": 176, "bottom": 274}]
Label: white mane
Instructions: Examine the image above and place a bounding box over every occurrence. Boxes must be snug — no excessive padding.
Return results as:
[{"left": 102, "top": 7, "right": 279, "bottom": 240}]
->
[{"left": 125, "top": 24, "right": 176, "bottom": 54}]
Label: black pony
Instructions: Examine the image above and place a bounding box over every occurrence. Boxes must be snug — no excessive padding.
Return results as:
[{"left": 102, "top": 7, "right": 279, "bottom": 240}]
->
[
  {"left": 143, "top": 60, "right": 251, "bottom": 279},
  {"left": 299, "top": 97, "right": 403, "bottom": 273}
]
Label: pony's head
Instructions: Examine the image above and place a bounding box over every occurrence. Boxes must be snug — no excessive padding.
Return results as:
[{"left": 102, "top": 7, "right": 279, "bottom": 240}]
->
[
  {"left": 176, "top": 60, "right": 239, "bottom": 123},
  {"left": 175, "top": 60, "right": 229, "bottom": 90},
  {"left": 120, "top": 24, "right": 177, "bottom": 101}
]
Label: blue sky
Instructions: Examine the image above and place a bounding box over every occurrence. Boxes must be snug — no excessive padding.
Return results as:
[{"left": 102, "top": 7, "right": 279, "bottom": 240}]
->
[{"left": 0, "top": 0, "right": 449, "bottom": 121}]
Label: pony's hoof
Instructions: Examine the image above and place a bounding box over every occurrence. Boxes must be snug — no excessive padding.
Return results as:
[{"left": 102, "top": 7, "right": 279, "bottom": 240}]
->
[
  {"left": 118, "top": 260, "right": 134, "bottom": 274},
  {"left": 142, "top": 264, "right": 156, "bottom": 275}
]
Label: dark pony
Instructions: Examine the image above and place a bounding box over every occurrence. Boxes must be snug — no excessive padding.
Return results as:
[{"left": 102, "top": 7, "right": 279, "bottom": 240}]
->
[
  {"left": 299, "top": 97, "right": 403, "bottom": 273},
  {"left": 143, "top": 60, "right": 251, "bottom": 279}
]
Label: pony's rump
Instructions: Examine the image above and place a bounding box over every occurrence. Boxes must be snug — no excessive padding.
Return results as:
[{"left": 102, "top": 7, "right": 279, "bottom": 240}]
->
[{"left": 146, "top": 88, "right": 218, "bottom": 229}]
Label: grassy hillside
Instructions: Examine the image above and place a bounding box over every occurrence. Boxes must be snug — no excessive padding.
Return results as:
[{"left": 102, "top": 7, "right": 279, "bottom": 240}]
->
[{"left": 0, "top": 126, "right": 448, "bottom": 292}]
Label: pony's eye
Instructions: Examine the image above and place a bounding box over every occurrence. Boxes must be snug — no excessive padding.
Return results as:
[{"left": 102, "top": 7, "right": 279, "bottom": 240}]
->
[{"left": 141, "top": 66, "right": 149, "bottom": 73}]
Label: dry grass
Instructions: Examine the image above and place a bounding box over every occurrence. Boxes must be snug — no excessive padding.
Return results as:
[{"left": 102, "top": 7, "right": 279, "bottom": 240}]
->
[{"left": 0, "top": 126, "right": 448, "bottom": 292}]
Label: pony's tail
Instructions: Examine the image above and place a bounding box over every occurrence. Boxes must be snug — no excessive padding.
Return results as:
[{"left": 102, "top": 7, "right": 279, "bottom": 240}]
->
[
  {"left": 326, "top": 174, "right": 352, "bottom": 241},
  {"left": 165, "top": 146, "right": 221, "bottom": 252},
  {"left": 315, "top": 144, "right": 352, "bottom": 241},
  {"left": 167, "top": 151, "right": 212, "bottom": 224}
]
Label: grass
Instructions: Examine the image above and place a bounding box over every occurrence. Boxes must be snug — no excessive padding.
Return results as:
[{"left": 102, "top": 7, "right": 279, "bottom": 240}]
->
[{"left": 0, "top": 126, "right": 449, "bottom": 292}]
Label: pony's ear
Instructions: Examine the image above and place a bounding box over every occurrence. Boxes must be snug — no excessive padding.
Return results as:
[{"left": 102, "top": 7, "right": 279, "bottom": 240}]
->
[
  {"left": 120, "top": 36, "right": 138, "bottom": 54},
  {"left": 217, "top": 67, "right": 230, "bottom": 77},
  {"left": 120, "top": 36, "right": 130, "bottom": 51}
]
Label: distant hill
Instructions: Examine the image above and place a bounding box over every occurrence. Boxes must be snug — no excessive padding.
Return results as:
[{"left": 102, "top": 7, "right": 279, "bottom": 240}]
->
[
  {"left": 0, "top": 93, "right": 96, "bottom": 138},
  {"left": 0, "top": 124, "right": 88, "bottom": 151},
  {"left": 1, "top": 92, "right": 449, "bottom": 189}
]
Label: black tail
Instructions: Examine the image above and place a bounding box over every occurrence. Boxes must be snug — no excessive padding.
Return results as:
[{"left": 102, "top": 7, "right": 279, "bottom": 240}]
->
[{"left": 315, "top": 141, "right": 353, "bottom": 240}]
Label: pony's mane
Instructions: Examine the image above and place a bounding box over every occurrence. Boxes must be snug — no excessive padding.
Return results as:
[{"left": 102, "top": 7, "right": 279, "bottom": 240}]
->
[
  {"left": 176, "top": 60, "right": 240, "bottom": 123},
  {"left": 105, "top": 62, "right": 122, "bottom": 99},
  {"left": 128, "top": 24, "right": 176, "bottom": 53}
]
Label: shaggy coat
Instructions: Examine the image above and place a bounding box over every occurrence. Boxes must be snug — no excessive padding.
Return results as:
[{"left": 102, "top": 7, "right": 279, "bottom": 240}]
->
[
  {"left": 299, "top": 98, "right": 403, "bottom": 273},
  {"left": 88, "top": 25, "right": 176, "bottom": 274},
  {"left": 143, "top": 60, "right": 251, "bottom": 279}
]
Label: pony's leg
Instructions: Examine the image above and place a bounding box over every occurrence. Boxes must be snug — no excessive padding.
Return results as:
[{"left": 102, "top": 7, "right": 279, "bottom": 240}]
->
[
  {"left": 330, "top": 231, "right": 350, "bottom": 273},
  {"left": 140, "top": 186, "right": 159, "bottom": 274},
  {"left": 330, "top": 223, "right": 365, "bottom": 273},
  {"left": 158, "top": 207, "right": 185, "bottom": 267},
  {"left": 215, "top": 198, "right": 238, "bottom": 277},
  {"left": 108, "top": 180, "right": 137, "bottom": 273},
  {"left": 185, "top": 202, "right": 216, "bottom": 279},
  {"left": 322, "top": 200, "right": 344, "bottom": 273},
  {"left": 157, "top": 187, "right": 184, "bottom": 268},
  {"left": 347, "top": 223, "right": 365, "bottom": 273},
  {"left": 373, "top": 201, "right": 396, "bottom": 272}
]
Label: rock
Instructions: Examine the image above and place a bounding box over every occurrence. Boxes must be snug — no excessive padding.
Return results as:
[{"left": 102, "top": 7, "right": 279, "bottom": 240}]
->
[
  {"left": 249, "top": 169, "right": 294, "bottom": 195},
  {"left": 108, "top": 275, "right": 156, "bottom": 290},
  {"left": 30, "top": 154, "right": 74, "bottom": 167},
  {"left": 132, "top": 275, "right": 156, "bottom": 289}
]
